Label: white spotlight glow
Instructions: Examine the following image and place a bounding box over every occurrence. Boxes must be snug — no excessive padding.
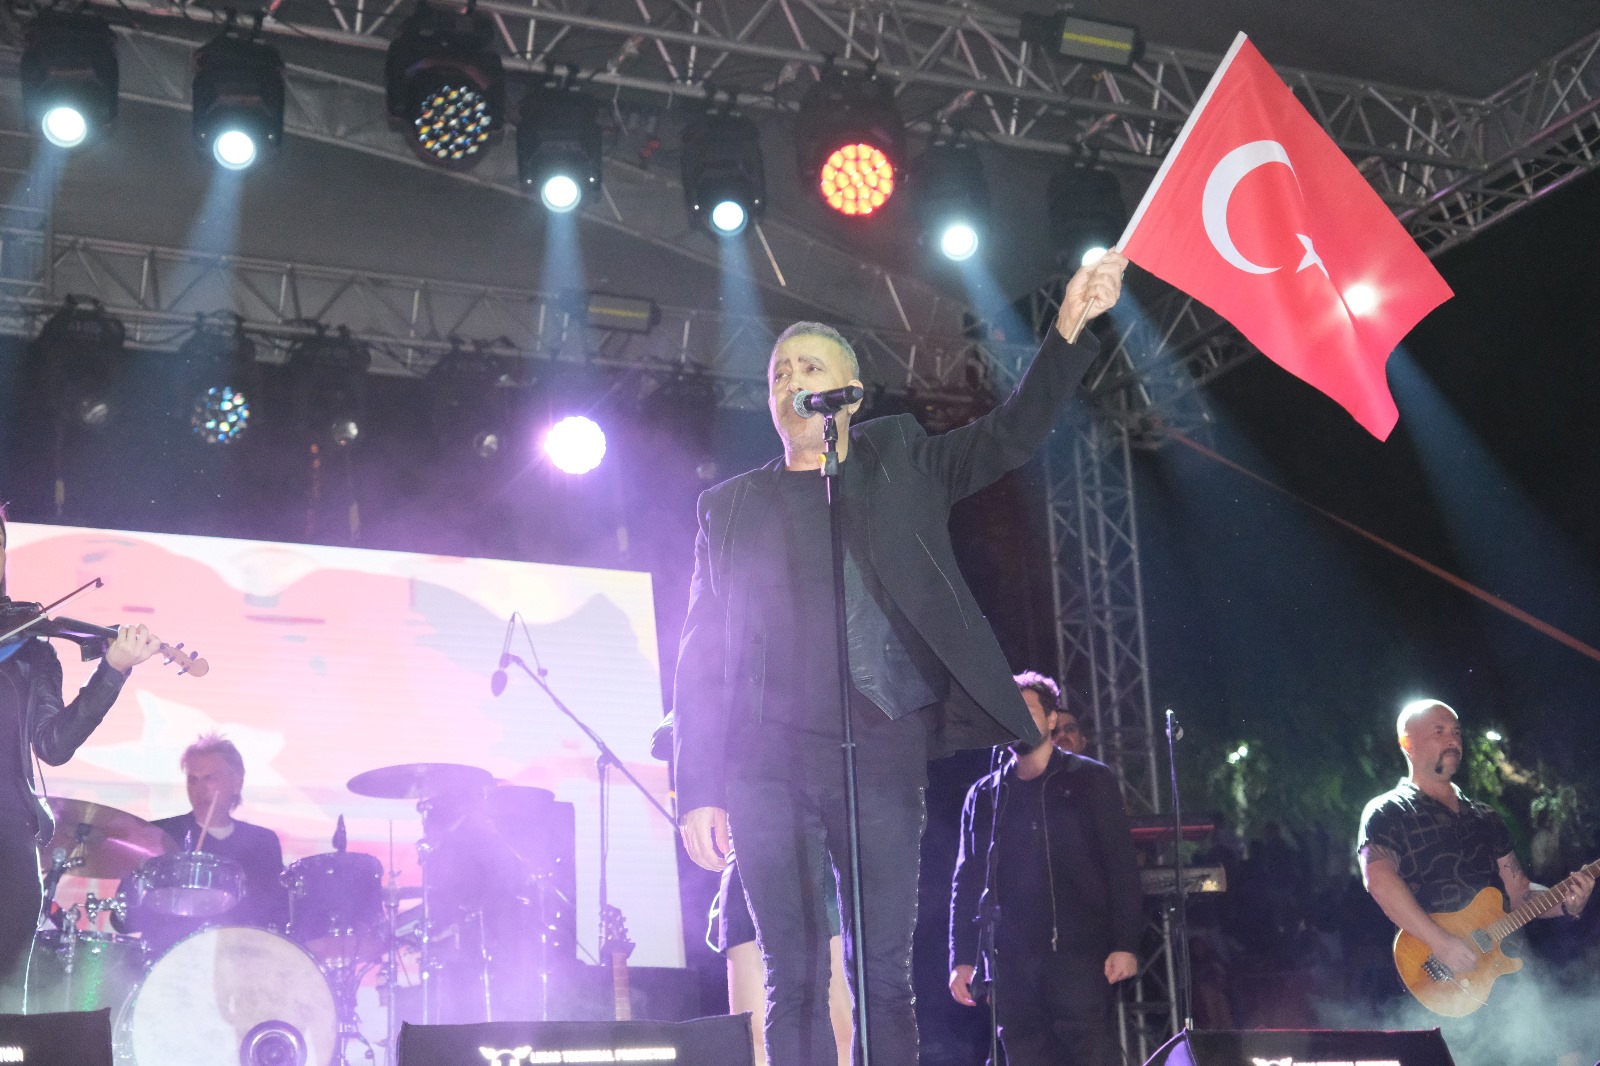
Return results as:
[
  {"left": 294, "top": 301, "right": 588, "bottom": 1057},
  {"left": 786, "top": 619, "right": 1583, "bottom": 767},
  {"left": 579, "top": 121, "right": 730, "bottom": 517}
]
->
[
  {"left": 1080, "top": 245, "right": 1109, "bottom": 268},
  {"left": 544, "top": 415, "right": 607, "bottom": 474},
  {"left": 541, "top": 174, "right": 582, "bottom": 213},
  {"left": 939, "top": 222, "right": 979, "bottom": 262},
  {"left": 1344, "top": 283, "right": 1379, "bottom": 316},
  {"left": 709, "top": 199, "right": 748, "bottom": 236},
  {"left": 41, "top": 106, "right": 88, "bottom": 149},
  {"left": 214, "top": 129, "right": 259, "bottom": 170}
]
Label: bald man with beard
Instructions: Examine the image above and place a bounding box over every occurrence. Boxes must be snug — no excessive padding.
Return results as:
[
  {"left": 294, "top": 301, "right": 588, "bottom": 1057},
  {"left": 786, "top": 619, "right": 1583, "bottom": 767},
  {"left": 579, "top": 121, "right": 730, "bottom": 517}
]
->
[{"left": 1357, "top": 699, "right": 1594, "bottom": 1066}]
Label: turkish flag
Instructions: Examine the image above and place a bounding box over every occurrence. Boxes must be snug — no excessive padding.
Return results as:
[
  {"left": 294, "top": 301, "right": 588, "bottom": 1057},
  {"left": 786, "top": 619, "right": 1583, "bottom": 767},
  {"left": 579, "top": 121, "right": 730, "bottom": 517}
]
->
[{"left": 1116, "top": 33, "right": 1452, "bottom": 439}]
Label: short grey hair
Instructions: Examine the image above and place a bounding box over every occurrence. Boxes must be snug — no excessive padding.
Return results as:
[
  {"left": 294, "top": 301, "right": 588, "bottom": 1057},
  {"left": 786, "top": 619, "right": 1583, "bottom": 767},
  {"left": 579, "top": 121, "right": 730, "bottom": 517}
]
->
[
  {"left": 181, "top": 733, "right": 246, "bottom": 811},
  {"left": 771, "top": 321, "right": 861, "bottom": 380}
]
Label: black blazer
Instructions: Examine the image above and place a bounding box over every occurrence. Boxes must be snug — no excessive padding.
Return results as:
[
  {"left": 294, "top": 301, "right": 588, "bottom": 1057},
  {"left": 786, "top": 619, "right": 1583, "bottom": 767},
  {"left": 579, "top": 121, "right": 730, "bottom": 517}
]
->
[
  {"left": 671, "top": 328, "right": 1099, "bottom": 817},
  {"left": 2, "top": 635, "right": 128, "bottom": 842}
]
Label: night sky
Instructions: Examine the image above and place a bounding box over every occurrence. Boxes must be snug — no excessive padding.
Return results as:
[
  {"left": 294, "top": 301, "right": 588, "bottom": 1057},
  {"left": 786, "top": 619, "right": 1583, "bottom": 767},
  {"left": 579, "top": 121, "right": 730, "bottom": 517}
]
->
[{"left": 1135, "top": 166, "right": 1600, "bottom": 844}]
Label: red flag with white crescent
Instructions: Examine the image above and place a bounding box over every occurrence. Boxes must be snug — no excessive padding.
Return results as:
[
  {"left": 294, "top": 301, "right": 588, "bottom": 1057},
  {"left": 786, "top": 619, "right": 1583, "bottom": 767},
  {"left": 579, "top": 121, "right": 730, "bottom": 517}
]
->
[{"left": 1116, "top": 33, "right": 1453, "bottom": 439}]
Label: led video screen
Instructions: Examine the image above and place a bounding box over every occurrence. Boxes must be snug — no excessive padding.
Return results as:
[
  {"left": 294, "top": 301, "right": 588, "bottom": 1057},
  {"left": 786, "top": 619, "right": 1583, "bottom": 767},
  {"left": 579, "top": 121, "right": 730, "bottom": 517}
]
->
[{"left": 6, "top": 521, "right": 683, "bottom": 973}]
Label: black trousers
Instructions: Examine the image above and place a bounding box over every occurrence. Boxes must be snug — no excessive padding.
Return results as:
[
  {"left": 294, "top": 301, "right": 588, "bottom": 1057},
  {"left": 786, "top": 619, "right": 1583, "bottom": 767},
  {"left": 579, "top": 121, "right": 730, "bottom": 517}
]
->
[
  {"left": 992, "top": 947, "right": 1119, "bottom": 1066},
  {"left": 726, "top": 773, "right": 925, "bottom": 1066},
  {"left": 0, "top": 824, "right": 42, "bottom": 1011}
]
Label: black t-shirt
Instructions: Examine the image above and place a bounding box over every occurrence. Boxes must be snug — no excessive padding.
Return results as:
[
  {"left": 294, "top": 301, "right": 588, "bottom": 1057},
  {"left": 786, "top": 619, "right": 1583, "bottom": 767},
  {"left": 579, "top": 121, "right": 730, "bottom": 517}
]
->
[
  {"left": 120, "top": 812, "right": 288, "bottom": 953},
  {"left": 730, "top": 466, "right": 928, "bottom": 785},
  {"left": 1358, "top": 780, "right": 1513, "bottom": 914}
]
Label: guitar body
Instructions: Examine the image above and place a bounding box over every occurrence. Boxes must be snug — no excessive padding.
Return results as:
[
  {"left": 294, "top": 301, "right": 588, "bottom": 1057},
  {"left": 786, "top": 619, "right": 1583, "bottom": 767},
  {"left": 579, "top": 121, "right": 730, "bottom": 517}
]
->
[{"left": 1393, "top": 886, "right": 1521, "bottom": 1017}]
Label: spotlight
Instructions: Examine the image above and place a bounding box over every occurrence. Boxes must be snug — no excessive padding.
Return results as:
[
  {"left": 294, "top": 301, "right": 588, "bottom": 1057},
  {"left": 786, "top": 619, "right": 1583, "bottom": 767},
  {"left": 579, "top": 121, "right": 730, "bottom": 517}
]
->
[
  {"left": 1019, "top": 12, "right": 1142, "bottom": 68},
  {"left": 42, "top": 106, "right": 88, "bottom": 149},
  {"left": 426, "top": 343, "right": 517, "bottom": 461},
  {"left": 795, "top": 68, "right": 903, "bottom": 217},
  {"left": 30, "top": 299, "right": 126, "bottom": 429},
  {"left": 178, "top": 320, "right": 258, "bottom": 444},
  {"left": 385, "top": 1, "right": 505, "bottom": 170},
  {"left": 288, "top": 326, "right": 370, "bottom": 445},
  {"left": 681, "top": 107, "right": 765, "bottom": 237},
  {"left": 1048, "top": 162, "right": 1125, "bottom": 269},
  {"left": 517, "top": 84, "right": 603, "bottom": 212},
  {"left": 912, "top": 141, "right": 989, "bottom": 262},
  {"left": 543, "top": 415, "right": 606, "bottom": 474},
  {"left": 193, "top": 32, "right": 284, "bottom": 170},
  {"left": 21, "top": 12, "right": 118, "bottom": 149}
]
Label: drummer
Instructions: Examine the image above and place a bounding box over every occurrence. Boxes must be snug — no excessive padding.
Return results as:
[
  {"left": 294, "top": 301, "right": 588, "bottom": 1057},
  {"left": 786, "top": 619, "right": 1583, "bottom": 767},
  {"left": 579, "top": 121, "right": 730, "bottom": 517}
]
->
[{"left": 118, "top": 734, "right": 288, "bottom": 949}]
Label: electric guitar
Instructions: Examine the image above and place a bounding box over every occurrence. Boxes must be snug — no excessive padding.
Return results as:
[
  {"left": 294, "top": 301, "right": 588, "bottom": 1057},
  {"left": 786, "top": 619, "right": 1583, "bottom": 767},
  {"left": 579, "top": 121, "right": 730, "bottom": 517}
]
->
[
  {"left": 1394, "top": 858, "right": 1599, "bottom": 1016},
  {"left": 600, "top": 903, "right": 636, "bottom": 1021}
]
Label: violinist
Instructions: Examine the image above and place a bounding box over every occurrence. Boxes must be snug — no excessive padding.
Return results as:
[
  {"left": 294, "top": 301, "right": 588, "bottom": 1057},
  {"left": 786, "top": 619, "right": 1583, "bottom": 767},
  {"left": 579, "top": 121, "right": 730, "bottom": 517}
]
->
[{"left": 0, "top": 507, "right": 164, "bottom": 1006}]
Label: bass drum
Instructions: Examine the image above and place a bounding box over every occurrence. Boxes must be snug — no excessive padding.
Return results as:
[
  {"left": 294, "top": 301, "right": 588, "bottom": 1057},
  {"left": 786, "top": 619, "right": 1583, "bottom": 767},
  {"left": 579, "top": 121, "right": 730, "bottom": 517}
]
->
[{"left": 118, "top": 926, "right": 337, "bottom": 1066}]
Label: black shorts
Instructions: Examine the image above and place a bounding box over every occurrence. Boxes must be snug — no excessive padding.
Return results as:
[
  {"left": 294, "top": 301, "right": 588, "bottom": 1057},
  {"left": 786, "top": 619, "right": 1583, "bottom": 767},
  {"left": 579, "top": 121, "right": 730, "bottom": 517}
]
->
[{"left": 706, "top": 856, "right": 842, "bottom": 954}]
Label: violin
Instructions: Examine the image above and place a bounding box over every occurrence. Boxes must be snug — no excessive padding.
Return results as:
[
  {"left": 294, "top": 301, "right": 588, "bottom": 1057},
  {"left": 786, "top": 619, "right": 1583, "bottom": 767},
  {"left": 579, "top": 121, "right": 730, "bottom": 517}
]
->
[{"left": 0, "top": 580, "right": 209, "bottom": 678}]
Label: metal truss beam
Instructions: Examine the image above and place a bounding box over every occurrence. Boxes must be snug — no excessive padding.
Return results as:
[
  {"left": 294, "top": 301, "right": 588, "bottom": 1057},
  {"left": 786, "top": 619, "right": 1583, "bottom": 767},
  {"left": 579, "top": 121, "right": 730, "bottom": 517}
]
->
[
  {"left": 1047, "top": 418, "right": 1160, "bottom": 815},
  {"left": 95, "top": 0, "right": 1488, "bottom": 183},
  {"left": 1400, "top": 28, "right": 1600, "bottom": 255},
  {"left": 0, "top": 219, "right": 1002, "bottom": 410},
  {"left": 87, "top": 28, "right": 973, "bottom": 342}
]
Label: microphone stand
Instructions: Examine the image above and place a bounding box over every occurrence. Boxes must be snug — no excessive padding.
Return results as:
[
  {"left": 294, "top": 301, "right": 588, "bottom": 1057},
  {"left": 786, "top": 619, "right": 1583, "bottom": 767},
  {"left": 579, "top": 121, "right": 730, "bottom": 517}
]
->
[
  {"left": 499, "top": 654, "right": 675, "bottom": 829},
  {"left": 1166, "top": 709, "right": 1194, "bottom": 1031},
  {"left": 498, "top": 647, "right": 677, "bottom": 1021},
  {"left": 821, "top": 410, "right": 872, "bottom": 1066}
]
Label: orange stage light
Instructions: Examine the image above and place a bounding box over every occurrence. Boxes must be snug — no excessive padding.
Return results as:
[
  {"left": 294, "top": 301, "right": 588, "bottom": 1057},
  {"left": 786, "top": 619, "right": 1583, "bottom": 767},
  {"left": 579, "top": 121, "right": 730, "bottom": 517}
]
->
[{"left": 818, "top": 143, "right": 896, "bottom": 216}]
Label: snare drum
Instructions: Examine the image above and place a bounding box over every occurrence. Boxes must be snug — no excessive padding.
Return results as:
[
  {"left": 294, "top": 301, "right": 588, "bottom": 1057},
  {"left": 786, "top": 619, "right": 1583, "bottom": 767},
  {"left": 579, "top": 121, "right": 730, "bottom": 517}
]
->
[
  {"left": 27, "top": 928, "right": 145, "bottom": 1013},
  {"left": 284, "top": 851, "right": 384, "bottom": 965},
  {"left": 118, "top": 926, "right": 337, "bottom": 1066},
  {"left": 131, "top": 851, "right": 243, "bottom": 918}
]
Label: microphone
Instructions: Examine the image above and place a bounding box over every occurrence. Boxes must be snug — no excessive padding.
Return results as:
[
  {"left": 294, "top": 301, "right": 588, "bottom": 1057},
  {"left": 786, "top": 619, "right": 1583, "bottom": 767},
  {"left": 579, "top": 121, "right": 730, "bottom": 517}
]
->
[
  {"left": 792, "top": 385, "right": 864, "bottom": 418},
  {"left": 490, "top": 612, "right": 518, "bottom": 696},
  {"left": 332, "top": 815, "right": 347, "bottom": 853}
]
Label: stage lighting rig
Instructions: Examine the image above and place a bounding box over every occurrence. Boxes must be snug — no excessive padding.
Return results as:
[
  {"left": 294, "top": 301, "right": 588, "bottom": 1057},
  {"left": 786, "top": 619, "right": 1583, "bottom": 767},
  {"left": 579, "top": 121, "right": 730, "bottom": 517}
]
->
[
  {"left": 385, "top": 1, "right": 505, "bottom": 170},
  {"left": 681, "top": 105, "right": 765, "bottom": 237},
  {"left": 178, "top": 318, "right": 258, "bottom": 444},
  {"left": 30, "top": 299, "right": 126, "bottom": 429},
  {"left": 193, "top": 28, "right": 285, "bottom": 170},
  {"left": 20, "top": 11, "right": 119, "bottom": 150},
  {"left": 1048, "top": 161, "right": 1126, "bottom": 268},
  {"left": 517, "top": 83, "right": 603, "bottom": 213},
  {"left": 911, "top": 141, "right": 989, "bottom": 262},
  {"left": 288, "top": 326, "right": 371, "bottom": 445},
  {"left": 426, "top": 342, "right": 517, "bottom": 461},
  {"left": 795, "top": 67, "right": 904, "bottom": 217}
]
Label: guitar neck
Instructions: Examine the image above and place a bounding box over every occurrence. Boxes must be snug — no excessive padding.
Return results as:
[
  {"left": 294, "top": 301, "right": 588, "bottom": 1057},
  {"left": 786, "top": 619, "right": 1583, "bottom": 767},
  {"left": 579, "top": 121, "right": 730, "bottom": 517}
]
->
[
  {"left": 1487, "top": 857, "right": 1600, "bottom": 941},
  {"left": 610, "top": 955, "right": 631, "bottom": 1021}
]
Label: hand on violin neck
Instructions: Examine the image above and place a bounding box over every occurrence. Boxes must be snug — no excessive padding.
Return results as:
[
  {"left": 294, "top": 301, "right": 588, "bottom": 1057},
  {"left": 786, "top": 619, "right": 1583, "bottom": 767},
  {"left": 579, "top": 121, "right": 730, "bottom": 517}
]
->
[{"left": 104, "top": 623, "right": 163, "bottom": 674}]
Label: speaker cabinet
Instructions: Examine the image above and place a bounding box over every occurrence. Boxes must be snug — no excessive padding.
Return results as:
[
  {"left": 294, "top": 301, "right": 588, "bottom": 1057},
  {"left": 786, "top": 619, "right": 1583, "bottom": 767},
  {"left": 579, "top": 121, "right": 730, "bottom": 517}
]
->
[
  {"left": 1142, "top": 1028, "right": 1457, "bottom": 1066},
  {"left": 398, "top": 1013, "right": 755, "bottom": 1066}
]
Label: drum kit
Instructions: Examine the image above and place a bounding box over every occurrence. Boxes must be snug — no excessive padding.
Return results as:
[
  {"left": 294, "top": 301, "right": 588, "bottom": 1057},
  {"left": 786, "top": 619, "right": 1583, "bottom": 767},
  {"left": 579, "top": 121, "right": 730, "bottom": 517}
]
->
[{"left": 34, "top": 763, "right": 576, "bottom": 1066}]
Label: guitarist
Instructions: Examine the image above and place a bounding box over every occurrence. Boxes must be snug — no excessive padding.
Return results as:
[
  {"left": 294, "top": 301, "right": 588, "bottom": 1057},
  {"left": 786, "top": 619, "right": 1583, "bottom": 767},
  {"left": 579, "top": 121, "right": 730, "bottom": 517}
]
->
[{"left": 1356, "top": 699, "right": 1594, "bottom": 1065}]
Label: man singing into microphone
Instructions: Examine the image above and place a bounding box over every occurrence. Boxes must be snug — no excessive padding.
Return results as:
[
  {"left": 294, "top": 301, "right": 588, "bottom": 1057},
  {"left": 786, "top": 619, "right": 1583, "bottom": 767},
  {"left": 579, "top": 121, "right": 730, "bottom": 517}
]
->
[{"left": 671, "top": 252, "right": 1127, "bottom": 1065}]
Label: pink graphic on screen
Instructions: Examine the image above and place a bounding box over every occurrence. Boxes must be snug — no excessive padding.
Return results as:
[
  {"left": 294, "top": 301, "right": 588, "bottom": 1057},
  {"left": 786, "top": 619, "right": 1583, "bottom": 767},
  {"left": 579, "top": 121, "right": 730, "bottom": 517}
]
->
[{"left": 9, "top": 522, "right": 684, "bottom": 969}]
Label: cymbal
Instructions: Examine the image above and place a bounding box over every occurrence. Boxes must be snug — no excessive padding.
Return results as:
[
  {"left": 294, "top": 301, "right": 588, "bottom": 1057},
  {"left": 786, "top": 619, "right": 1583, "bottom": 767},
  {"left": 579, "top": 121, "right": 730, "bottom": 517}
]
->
[
  {"left": 44, "top": 797, "right": 179, "bottom": 880},
  {"left": 346, "top": 763, "right": 493, "bottom": 800}
]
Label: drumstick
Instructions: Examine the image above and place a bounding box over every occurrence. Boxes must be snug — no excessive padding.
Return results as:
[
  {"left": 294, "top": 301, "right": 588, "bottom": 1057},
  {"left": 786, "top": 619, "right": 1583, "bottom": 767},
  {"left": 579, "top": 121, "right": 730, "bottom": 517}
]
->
[{"left": 193, "top": 792, "right": 221, "bottom": 851}]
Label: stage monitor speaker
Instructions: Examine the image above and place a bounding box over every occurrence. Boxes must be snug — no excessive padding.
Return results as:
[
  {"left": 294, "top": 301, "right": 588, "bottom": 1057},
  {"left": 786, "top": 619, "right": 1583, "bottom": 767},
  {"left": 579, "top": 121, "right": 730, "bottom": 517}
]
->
[
  {"left": 398, "top": 1013, "right": 755, "bottom": 1066},
  {"left": 1142, "top": 1028, "right": 1457, "bottom": 1066},
  {"left": 0, "top": 1008, "right": 113, "bottom": 1066}
]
